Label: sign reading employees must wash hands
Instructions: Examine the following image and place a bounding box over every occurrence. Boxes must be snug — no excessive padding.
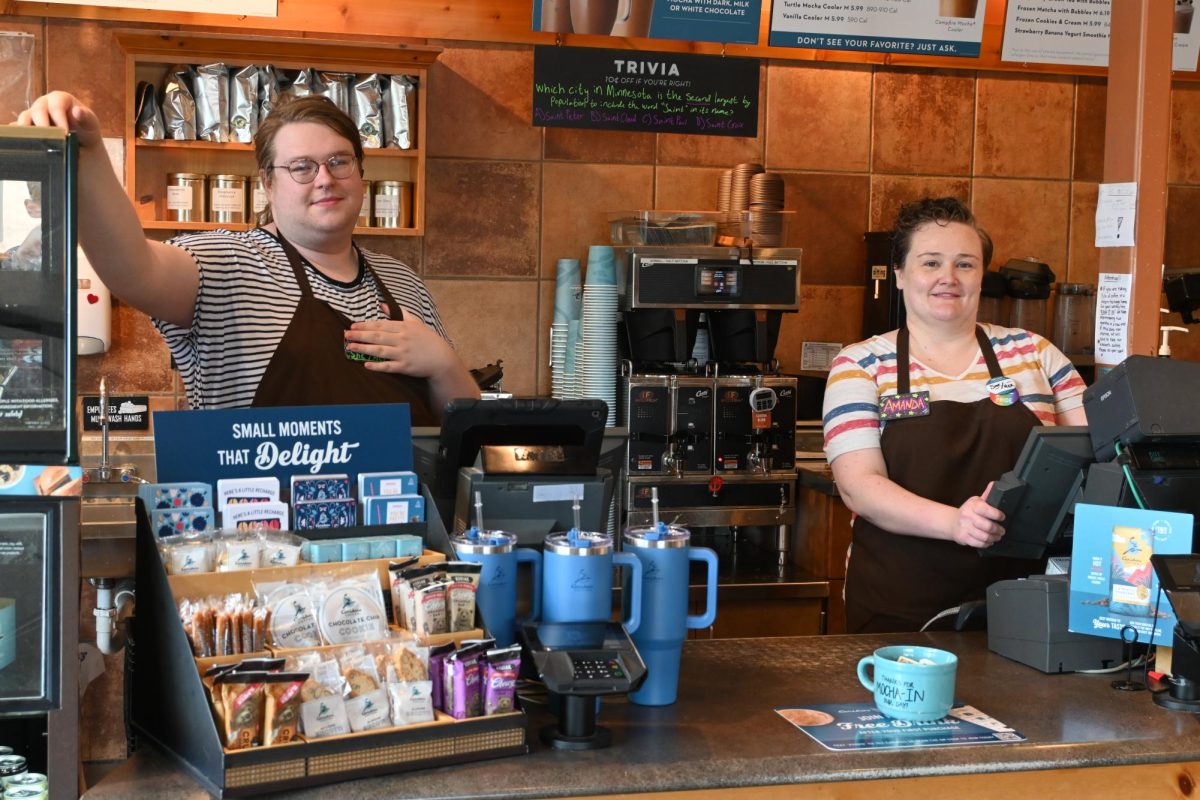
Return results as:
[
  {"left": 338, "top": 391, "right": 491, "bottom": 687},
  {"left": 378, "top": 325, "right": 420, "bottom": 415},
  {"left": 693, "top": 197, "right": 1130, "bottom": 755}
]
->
[
  {"left": 769, "top": 0, "right": 987, "bottom": 57},
  {"left": 152, "top": 403, "right": 413, "bottom": 490}
]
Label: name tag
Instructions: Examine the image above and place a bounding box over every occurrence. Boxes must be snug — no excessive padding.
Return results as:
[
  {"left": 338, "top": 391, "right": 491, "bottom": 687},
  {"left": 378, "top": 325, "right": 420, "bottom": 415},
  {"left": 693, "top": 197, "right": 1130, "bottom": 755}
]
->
[
  {"left": 987, "top": 376, "right": 1020, "bottom": 407},
  {"left": 879, "top": 391, "right": 931, "bottom": 420}
]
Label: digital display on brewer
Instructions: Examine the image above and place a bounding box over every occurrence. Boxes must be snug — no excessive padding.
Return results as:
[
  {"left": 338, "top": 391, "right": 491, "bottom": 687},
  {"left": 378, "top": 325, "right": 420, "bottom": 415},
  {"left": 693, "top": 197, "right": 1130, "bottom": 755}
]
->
[{"left": 697, "top": 266, "right": 740, "bottom": 297}]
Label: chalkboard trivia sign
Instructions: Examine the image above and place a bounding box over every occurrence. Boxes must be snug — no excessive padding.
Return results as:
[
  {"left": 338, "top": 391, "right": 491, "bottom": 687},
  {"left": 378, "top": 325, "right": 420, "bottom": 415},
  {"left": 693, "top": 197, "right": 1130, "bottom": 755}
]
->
[{"left": 533, "top": 46, "right": 759, "bottom": 138}]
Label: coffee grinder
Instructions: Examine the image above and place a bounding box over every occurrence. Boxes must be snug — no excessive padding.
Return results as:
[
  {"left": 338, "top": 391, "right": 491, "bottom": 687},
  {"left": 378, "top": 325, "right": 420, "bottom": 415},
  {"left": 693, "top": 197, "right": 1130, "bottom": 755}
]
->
[{"left": 620, "top": 242, "right": 800, "bottom": 563}]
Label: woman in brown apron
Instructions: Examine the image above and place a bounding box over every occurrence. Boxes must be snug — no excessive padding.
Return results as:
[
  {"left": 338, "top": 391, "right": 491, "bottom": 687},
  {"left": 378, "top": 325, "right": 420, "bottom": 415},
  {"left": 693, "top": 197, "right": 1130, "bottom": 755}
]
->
[{"left": 826, "top": 198, "right": 1088, "bottom": 633}]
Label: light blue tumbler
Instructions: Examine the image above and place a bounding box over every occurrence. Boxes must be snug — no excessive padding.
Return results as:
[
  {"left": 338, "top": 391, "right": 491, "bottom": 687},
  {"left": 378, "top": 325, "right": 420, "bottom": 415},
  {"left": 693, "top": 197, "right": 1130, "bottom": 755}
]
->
[
  {"left": 450, "top": 529, "right": 541, "bottom": 647},
  {"left": 542, "top": 531, "right": 642, "bottom": 634},
  {"left": 623, "top": 524, "right": 717, "bottom": 706}
]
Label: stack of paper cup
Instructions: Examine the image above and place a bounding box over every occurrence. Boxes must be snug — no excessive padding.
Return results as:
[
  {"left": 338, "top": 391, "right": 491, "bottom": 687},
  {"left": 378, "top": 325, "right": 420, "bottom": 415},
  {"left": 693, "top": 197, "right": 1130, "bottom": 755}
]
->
[
  {"left": 551, "top": 258, "right": 582, "bottom": 399},
  {"left": 579, "top": 245, "right": 619, "bottom": 425}
]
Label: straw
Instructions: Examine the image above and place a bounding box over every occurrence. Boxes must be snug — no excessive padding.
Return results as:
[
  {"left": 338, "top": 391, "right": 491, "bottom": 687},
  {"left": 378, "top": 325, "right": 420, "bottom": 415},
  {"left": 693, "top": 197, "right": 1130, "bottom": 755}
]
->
[
  {"left": 650, "top": 487, "right": 666, "bottom": 539},
  {"left": 569, "top": 490, "right": 582, "bottom": 547},
  {"left": 466, "top": 490, "right": 483, "bottom": 540}
]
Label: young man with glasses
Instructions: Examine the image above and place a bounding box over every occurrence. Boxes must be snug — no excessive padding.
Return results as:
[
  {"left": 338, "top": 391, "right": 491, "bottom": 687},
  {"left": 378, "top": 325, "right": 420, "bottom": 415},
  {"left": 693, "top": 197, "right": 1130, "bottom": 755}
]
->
[{"left": 18, "top": 92, "right": 478, "bottom": 421}]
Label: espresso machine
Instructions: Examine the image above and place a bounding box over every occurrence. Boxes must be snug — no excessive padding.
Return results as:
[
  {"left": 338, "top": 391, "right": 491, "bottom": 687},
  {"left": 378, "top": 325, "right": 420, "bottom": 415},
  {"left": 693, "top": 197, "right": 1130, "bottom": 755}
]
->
[{"left": 618, "top": 243, "right": 801, "bottom": 564}]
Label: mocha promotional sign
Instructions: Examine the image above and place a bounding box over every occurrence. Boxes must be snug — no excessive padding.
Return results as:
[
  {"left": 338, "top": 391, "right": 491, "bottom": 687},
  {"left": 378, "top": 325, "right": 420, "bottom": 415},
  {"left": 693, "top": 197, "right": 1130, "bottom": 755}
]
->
[
  {"left": 533, "top": 0, "right": 762, "bottom": 45},
  {"left": 153, "top": 403, "right": 413, "bottom": 488}
]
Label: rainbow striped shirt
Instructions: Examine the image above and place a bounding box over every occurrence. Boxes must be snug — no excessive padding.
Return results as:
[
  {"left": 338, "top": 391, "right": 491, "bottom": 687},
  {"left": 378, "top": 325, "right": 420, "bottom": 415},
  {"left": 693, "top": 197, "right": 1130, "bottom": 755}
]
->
[{"left": 822, "top": 324, "right": 1086, "bottom": 464}]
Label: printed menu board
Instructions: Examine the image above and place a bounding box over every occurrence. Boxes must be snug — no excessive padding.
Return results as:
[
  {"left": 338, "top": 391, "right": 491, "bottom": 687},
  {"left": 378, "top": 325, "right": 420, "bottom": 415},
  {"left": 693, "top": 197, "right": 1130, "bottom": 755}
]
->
[
  {"left": 532, "top": 46, "right": 759, "bottom": 137},
  {"left": 533, "top": 0, "right": 762, "bottom": 45},
  {"left": 769, "top": 0, "right": 987, "bottom": 57},
  {"left": 1002, "top": 0, "right": 1200, "bottom": 72}
]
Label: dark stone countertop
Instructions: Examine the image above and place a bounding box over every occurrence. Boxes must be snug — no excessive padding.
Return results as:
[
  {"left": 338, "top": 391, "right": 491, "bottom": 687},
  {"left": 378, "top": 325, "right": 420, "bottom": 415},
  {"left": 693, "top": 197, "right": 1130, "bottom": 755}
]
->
[{"left": 83, "top": 631, "right": 1200, "bottom": 799}]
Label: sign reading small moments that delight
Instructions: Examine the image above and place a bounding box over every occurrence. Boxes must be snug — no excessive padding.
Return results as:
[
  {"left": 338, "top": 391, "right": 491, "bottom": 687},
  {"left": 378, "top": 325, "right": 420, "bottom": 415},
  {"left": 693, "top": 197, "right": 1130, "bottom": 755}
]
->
[
  {"left": 152, "top": 403, "right": 412, "bottom": 489},
  {"left": 532, "top": 46, "right": 759, "bottom": 138}
]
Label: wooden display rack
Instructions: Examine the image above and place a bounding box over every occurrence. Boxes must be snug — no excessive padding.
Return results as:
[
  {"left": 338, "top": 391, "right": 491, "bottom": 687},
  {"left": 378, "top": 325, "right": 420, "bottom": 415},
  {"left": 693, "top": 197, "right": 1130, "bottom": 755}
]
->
[
  {"left": 116, "top": 31, "right": 440, "bottom": 236},
  {"left": 130, "top": 497, "right": 527, "bottom": 798}
]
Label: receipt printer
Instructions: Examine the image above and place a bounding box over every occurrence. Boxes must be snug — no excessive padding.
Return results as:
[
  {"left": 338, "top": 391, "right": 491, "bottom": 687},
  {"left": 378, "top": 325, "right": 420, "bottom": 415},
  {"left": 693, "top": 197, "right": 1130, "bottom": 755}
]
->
[{"left": 987, "top": 575, "right": 1123, "bottom": 673}]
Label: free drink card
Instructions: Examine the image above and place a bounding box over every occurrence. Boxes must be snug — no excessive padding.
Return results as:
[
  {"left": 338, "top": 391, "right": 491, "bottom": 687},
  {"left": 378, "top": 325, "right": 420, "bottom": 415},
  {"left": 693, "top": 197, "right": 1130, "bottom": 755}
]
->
[{"left": 1068, "top": 503, "right": 1193, "bottom": 647}]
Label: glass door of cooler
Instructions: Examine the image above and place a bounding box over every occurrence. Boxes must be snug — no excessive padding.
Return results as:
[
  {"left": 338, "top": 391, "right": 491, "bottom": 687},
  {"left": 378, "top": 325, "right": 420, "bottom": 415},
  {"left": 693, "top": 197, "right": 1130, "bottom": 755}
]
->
[{"left": 0, "top": 497, "right": 73, "bottom": 716}]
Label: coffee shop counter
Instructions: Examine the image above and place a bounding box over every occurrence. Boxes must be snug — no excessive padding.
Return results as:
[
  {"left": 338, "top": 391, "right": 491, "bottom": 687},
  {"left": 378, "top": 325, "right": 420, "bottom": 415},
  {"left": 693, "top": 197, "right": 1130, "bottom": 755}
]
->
[{"left": 83, "top": 631, "right": 1200, "bottom": 799}]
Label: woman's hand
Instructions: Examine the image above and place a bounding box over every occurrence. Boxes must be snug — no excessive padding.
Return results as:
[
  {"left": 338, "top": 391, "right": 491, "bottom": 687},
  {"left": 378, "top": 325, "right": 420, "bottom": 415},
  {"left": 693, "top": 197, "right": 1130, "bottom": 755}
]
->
[
  {"left": 345, "top": 304, "right": 457, "bottom": 381},
  {"left": 951, "top": 481, "right": 1005, "bottom": 548},
  {"left": 17, "top": 91, "right": 104, "bottom": 149}
]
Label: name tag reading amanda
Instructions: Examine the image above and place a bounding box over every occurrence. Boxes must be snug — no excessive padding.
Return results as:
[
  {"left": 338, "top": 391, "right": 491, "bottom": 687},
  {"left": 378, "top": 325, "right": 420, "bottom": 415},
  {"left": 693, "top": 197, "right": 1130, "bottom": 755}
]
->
[{"left": 879, "top": 391, "right": 931, "bottom": 420}]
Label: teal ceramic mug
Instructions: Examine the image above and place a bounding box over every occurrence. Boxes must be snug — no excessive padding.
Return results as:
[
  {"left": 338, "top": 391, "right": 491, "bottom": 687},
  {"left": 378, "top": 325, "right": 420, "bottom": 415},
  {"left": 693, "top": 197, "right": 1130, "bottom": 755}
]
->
[{"left": 857, "top": 645, "right": 957, "bottom": 722}]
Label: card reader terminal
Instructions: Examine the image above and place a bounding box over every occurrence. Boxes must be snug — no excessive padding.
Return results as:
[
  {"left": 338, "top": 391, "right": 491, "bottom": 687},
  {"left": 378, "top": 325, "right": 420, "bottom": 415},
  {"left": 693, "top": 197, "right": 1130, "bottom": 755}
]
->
[{"left": 521, "top": 621, "right": 646, "bottom": 750}]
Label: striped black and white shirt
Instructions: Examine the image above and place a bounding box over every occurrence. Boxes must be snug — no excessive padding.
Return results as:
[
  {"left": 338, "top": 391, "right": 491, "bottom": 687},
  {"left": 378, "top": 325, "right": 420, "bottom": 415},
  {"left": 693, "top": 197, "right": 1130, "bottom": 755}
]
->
[{"left": 154, "top": 228, "right": 449, "bottom": 410}]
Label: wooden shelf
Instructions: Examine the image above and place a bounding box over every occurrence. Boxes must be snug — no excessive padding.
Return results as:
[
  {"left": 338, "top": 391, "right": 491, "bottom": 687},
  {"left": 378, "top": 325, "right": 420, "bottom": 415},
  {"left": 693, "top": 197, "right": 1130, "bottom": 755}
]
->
[
  {"left": 134, "top": 139, "right": 420, "bottom": 159},
  {"left": 141, "top": 220, "right": 420, "bottom": 236},
  {"left": 120, "top": 31, "right": 433, "bottom": 236}
]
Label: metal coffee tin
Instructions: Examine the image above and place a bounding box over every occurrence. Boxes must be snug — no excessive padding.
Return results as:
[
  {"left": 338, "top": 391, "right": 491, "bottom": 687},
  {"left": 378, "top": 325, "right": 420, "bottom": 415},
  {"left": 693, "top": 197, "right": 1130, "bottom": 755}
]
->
[
  {"left": 250, "top": 175, "right": 268, "bottom": 221},
  {"left": 166, "top": 173, "right": 205, "bottom": 222},
  {"left": 544, "top": 531, "right": 612, "bottom": 556},
  {"left": 209, "top": 174, "right": 248, "bottom": 224},
  {"left": 450, "top": 529, "right": 516, "bottom": 555},
  {"left": 373, "top": 179, "right": 412, "bottom": 228},
  {"left": 624, "top": 524, "right": 690, "bottom": 550},
  {"left": 358, "top": 179, "right": 372, "bottom": 228}
]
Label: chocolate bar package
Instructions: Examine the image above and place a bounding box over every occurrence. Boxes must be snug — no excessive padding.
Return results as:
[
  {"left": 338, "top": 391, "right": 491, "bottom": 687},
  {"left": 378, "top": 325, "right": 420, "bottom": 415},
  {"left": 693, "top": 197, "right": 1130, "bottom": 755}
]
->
[
  {"left": 290, "top": 474, "right": 351, "bottom": 503},
  {"left": 357, "top": 470, "right": 417, "bottom": 498},
  {"left": 152, "top": 508, "right": 215, "bottom": 539},
  {"left": 363, "top": 494, "right": 424, "bottom": 525},
  {"left": 218, "top": 477, "right": 280, "bottom": 509},
  {"left": 294, "top": 498, "right": 357, "bottom": 531},
  {"left": 138, "top": 481, "right": 213, "bottom": 510},
  {"left": 222, "top": 501, "right": 289, "bottom": 533}
]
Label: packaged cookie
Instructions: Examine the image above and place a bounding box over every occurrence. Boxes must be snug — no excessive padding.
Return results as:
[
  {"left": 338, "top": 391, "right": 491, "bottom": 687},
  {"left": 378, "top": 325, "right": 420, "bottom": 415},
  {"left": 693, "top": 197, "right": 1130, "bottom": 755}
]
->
[
  {"left": 445, "top": 562, "right": 481, "bottom": 633},
  {"left": 392, "top": 564, "right": 443, "bottom": 631},
  {"left": 387, "top": 640, "right": 429, "bottom": 684},
  {"left": 263, "top": 672, "right": 307, "bottom": 745},
  {"left": 214, "top": 671, "right": 267, "bottom": 750},
  {"left": 260, "top": 531, "right": 306, "bottom": 568},
  {"left": 297, "top": 659, "right": 351, "bottom": 739},
  {"left": 215, "top": 532, "right": 263, "bottom": 572},
  {"left": 427, "top": 642, "right": 455, "bottom": 712},
  {"left": 483, "top": 645, "right": 521, "bottom": 716},
  {"left": 314, "top": 573, "right": 388, "bottom": 645},
  {"left": 386, "top": 668, "right": 434, "bottom": 726},
  {"left": 413, "top": 580, "right": 448, "bottom": 637},
  {"left": 159, "top": 532, "right": 214, "bottom": 575},
  {"left": 338, "top": 650, "right": 389, "bottom": 732},
  {"left": 257, "top": 582, "right": 320, "bottom": 650},
  {"left": 445, "top": 643, "right": 486, "bottom": 720}
]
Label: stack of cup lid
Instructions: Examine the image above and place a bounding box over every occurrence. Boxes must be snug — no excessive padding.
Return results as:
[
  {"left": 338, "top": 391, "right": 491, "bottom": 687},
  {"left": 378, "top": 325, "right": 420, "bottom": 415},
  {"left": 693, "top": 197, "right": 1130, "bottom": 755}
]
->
[
  {"left": 730, "top": 162, "right": 764, "bottom": 212},
  {"left": 717, "top": 169, "right": 733, "bottom": 212},
  {"left": 749, "top": 172, "right": 785, "bottom": 246}
]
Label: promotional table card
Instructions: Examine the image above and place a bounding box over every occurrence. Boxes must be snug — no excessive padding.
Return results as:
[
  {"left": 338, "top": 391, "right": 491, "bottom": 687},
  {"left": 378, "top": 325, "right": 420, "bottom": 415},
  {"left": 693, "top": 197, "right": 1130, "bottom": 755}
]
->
[
  {"left": 770, "top": 0, "right": 986, "bottom": 57},
  {"left": 1068, "top": 503, "right": 1192, "bottom": 647},
  {"left": 776, "top": 703, "right": 1024, "bottom": 751},
  {"left": 154, "top": 403, "right": 413, "bottom": 493}
]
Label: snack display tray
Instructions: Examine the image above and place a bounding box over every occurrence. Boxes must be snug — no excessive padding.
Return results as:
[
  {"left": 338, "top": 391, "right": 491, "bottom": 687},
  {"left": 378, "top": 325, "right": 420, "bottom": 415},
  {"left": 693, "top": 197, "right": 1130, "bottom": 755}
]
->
[{"left": 130, "top": 494, "right": 529, "bottom": 798}]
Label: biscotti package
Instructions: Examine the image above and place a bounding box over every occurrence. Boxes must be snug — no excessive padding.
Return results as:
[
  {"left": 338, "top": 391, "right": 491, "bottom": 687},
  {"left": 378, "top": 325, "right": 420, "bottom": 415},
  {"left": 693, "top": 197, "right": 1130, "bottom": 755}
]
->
[
  {"left": 218, "top": 477, "right": 280, "bottom": 509},
  {"left": 290, "top": 474, "right": 351, "bottom": 503},
  {"left": 294, "top": 498, "right": 357, "bottom": 531}
]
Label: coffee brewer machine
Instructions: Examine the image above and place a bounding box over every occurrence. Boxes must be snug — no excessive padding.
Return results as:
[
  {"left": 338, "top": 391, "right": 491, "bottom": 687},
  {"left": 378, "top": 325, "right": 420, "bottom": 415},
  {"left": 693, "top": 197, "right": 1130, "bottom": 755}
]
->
[{"left": 619, "top": 243, "right": 801, "bottom": 563}]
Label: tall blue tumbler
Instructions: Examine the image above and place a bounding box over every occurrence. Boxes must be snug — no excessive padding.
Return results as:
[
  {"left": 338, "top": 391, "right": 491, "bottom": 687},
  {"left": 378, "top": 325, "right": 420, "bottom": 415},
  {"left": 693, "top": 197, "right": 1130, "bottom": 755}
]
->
[
  {"left": 450, "top": 530, "right": 541, "bottom": 647},
  {"left": 542, "top": 531, "right": 642, "bottom": 634},
  {"left": 623, "top": 524, "right": 717, "bottom": 706}
]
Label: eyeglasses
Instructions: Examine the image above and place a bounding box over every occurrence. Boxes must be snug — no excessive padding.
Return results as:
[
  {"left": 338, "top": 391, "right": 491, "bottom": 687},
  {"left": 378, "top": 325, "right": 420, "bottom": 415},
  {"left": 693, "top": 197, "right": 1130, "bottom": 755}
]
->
[{"left": 270, "top": 154, "right": 358, "bottom": 184}]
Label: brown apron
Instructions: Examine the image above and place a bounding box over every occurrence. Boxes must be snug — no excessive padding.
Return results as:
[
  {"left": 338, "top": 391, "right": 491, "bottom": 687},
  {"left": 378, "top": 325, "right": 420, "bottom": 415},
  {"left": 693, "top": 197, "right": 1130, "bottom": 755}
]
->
[
  {"left": 844, "top": 325, "right": 1043, "bottom": 633},
  {"left": 251, "top": 231, "right": 437, "bottom": 425}
]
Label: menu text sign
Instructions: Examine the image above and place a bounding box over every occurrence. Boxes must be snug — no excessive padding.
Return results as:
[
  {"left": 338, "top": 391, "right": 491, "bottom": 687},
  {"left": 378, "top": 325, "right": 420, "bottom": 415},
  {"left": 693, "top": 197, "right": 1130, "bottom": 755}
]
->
[
  {"left": 532, "top": 0, "right": 762, "bottom": 45},
  {"left": 532, "top": 46, "right": 759, "bottom": 137},
  {"left": 769, "top": 0, "right": 987, "bottom": 57}
]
